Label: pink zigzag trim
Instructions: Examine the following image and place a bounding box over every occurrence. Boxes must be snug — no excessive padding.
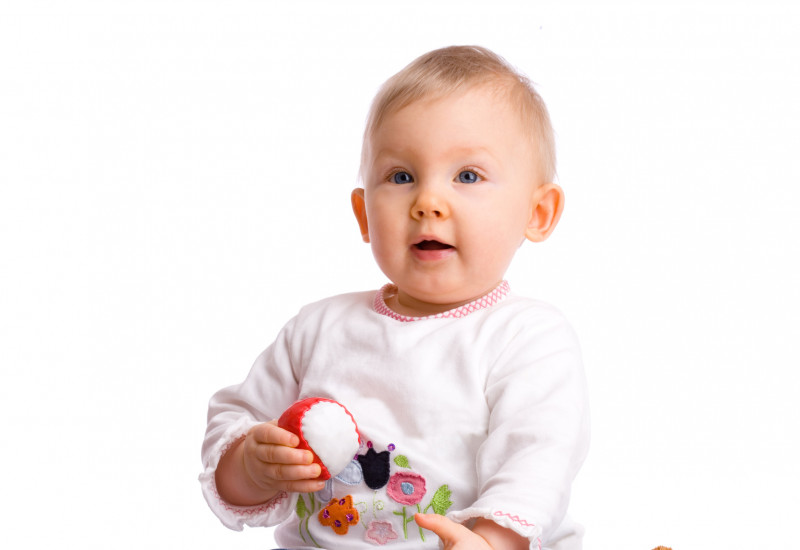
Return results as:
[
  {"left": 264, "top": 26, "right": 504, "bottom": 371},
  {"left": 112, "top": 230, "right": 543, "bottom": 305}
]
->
[
  {"left": 493, "top": 510, "right": 535, "bottom": 527},
  {"left": 493, "top": 511, "right": 541, "bottom": 550},
  {"left": 213, "top": 486, "right": 289, "bottom": 517},
  {"left": 373, "top": 281, "right": 510, "bottom": 322}
]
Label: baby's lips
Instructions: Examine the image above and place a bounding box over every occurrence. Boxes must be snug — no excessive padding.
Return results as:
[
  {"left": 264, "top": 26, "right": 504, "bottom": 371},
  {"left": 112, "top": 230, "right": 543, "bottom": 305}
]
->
[
  {"left": 415, "top": 240, "right": 454, "bottom": 250},
  {"left": 412, "top": 234, "right": 452, "bottom": 246},
  {"left": 277, "top": 397, "right": 361, "bottom": 480}
]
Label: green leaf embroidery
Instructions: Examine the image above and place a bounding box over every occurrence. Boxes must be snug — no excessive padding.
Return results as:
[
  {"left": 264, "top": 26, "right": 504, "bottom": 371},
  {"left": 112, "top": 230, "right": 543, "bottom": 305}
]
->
[
  {"left": 296, "top": 495, "right": 308, "bottom": 519},
  {"left": 393, "top": 507, "right": 416, "bottom": 539},
  {"left": 429, "top": 485, "right": 453, "bottom": 516},
  {"left": 393, "top": 455, "right": 411, "bottom": 469},
  {"left": 296, "top": 495, "right": 322, "bottom": 548}
]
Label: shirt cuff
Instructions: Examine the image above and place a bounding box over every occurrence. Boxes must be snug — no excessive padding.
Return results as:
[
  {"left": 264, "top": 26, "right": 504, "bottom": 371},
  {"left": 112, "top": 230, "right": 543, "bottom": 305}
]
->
[{"left": 447, "top": 506, "right": 543, "bottom": 550}]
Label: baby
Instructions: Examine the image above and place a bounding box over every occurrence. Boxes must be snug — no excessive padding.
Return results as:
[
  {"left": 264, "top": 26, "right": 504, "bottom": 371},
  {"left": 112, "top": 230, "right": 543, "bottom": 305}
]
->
[{"left": 200, "top": 45, "right": 590, "bottom": 550}]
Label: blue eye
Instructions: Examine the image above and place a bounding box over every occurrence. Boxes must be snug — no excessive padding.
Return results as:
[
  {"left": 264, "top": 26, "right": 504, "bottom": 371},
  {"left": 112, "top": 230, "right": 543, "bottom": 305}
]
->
[
  {"left": 391, "top": 171, "right": 413, "bottom": 184},
  {"left": 458, "top": 170, "right": 479, "bottom": 184}
]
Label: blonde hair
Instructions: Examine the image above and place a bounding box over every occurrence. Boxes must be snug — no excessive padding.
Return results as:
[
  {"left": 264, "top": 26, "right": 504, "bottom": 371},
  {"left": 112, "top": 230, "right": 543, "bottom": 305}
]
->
[{"left": 360, "top": 45, "right": 556, "bottom": 183}]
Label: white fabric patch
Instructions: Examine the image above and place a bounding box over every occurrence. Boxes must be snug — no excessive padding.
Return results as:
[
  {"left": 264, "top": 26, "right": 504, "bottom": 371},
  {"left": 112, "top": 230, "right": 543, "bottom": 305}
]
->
[{"left": 302, "top": 401, "right": 360, "bottom": 477}]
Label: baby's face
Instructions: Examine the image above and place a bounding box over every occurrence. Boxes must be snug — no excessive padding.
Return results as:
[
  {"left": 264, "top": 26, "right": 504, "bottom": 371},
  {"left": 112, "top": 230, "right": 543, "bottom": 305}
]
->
[{"left": 354, "top": 85, "right": 549, "bottom": 316}]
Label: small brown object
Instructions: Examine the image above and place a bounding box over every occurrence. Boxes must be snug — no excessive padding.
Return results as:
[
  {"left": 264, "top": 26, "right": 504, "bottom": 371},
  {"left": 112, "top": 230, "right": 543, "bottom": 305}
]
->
[{"left": 652, "top": 547, "right": 672, "bottom": 550}]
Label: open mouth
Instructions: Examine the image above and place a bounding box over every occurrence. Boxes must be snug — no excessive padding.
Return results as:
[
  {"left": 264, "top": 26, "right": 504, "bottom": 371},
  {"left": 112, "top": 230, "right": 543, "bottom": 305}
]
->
[{"left": 414, "top": 240, "right": 454, "bottom": 251}]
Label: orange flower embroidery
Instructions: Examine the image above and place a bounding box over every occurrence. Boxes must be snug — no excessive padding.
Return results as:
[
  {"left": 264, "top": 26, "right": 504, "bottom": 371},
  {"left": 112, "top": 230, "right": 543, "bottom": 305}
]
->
[{"left": 318, "top": 495, "right": 359, "bottom": 535}]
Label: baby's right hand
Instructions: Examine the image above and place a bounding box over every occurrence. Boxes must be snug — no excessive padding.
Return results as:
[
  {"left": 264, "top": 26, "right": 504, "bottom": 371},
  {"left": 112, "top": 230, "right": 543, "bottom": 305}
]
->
[
  {"left": 216, "top": 420, "right": 326, "bottom": 506},
  {"left": 241, "top": 421, "right": 326, "bottom": 496}
]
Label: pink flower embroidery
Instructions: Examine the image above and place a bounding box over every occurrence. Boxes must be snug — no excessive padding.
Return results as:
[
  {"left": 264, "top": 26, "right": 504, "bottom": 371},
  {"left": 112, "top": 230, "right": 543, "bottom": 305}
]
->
[
  {"left": 386, "top": 471, "right": 426, "bottom": 506},
  {"left": 365, "top": 520, "right": 399, "bottom": 545}
]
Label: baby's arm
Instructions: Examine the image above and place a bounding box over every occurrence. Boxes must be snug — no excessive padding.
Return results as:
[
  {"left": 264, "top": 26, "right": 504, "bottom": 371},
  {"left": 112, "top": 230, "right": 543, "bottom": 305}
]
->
[
  {"left": 215, "top": 421, "right": 325, "bottom": 506},
  {"left": 415, "top": 514, "right": 528, "bottom": 550}
]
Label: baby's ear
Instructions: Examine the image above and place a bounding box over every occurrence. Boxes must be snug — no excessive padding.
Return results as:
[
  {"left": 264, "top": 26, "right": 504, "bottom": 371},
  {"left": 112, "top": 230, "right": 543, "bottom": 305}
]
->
[
  {"left": 351, "top": 188, "right": 370, "bottom": 243},
  {"left": 525, "top": 183, "right": 564, "bottom": 242}
]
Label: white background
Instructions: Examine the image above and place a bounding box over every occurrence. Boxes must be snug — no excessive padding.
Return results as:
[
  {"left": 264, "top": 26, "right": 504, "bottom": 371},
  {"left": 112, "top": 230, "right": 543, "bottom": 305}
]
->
[{"left": 1, "top": 1, "right": 798, "bottom": 548}]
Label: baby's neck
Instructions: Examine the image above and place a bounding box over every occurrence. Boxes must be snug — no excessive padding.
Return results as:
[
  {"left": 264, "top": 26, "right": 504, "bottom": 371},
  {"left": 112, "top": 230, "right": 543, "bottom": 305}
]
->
[{"left": 380, "top": 281, "right": 508, "bottom": 318}]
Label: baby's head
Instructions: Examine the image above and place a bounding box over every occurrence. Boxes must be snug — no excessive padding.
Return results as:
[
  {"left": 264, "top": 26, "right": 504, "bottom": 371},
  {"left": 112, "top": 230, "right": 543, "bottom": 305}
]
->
[
  {"left": 360, "top": 45, "right": 556, "bottom": 185},
  {"left": 352, "top": 46, "right": 564, "bottom": 317}
]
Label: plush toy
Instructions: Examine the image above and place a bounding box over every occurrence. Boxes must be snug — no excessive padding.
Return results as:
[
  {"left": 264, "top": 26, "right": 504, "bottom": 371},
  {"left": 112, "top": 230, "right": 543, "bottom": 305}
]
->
[{"left": 277, "top": 397, "right": 361, "bottom": 480}]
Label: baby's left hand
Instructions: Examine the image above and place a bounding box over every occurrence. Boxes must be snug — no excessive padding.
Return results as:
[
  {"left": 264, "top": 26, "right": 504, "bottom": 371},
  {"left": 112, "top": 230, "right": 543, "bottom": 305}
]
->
[{"left": 414, "top": 514, "right": 493, "bottom": 550}]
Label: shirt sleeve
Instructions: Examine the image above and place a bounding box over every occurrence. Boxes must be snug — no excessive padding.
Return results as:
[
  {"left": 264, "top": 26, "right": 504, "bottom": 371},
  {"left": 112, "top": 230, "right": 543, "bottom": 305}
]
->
[
  {"left": 447, "top": 306, "right": 590, "bottom": 549},
  {"left": 199, "top": 316, "right": 303, "bottom": 531}
]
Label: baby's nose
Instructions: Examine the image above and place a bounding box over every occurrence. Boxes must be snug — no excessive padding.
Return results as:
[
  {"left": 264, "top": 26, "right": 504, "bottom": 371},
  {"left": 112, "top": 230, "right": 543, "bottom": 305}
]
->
[{"left": 411, "top": 187, "right": 449, "bottom": 220}]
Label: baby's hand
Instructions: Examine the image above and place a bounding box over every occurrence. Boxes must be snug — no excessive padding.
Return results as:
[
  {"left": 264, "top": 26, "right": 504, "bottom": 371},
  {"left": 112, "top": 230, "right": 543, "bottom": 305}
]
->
[
  {"left": 216, "top": 420, "right": 327, "bottom": 506},
  {"left": 241, "top": 421, "right": 327, "bottom": 496},
  {"left": 414, "top": 514, "right": 494, "bottom": 550}
]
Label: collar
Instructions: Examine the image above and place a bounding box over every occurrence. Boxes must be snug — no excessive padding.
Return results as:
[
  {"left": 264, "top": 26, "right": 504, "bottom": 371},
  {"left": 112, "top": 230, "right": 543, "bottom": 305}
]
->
[{"left": 373, "top": 281, "right": 511, "bottom": 322}]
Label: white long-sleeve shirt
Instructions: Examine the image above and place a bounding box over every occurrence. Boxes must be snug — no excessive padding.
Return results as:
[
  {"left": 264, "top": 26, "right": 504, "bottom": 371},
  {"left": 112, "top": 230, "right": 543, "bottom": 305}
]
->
[{"left": 200, "top": 283, "right": 589, "bottom": 550}]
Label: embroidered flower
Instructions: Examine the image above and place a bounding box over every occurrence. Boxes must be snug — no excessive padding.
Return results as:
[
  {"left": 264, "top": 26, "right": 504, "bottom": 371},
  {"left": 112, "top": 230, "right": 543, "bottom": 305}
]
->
[
  {"left": 357, "top": 447, "right": 391, "bottom": 490},
  {"left": 365, "top": 520, "right": 399, "bottom": 545},
  {"left": 386, "top": 471, "right": 427, "bottom": 506},
  {"left": 318, "top": 495, "right": 359, "bottom": 535}
]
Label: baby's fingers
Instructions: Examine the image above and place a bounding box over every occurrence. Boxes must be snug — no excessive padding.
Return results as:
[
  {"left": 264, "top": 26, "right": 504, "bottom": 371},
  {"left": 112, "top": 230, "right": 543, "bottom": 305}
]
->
[
  {"left": 252, "top": 437, "right": 313, "bottom": 467},
  {"left": 415, "top": 514, "right": 464, "bottom": 541},
  {"left": 250, "top": 421, "right": 300, "bottom": 448},
  {"left": 281, "top": 478, "right": 328, "bottom": 494},
  {"left": 247, "top": 460, "right": 324, "bottom": 495},
  {"left": 242, "top": 426, "right": 325, "bottom": 493},
  {"left": 264, "top": 460, "right": 322, "bottom": 483},
  {"left": 415, "top": 514, "right": 491, "bottom": 549}
]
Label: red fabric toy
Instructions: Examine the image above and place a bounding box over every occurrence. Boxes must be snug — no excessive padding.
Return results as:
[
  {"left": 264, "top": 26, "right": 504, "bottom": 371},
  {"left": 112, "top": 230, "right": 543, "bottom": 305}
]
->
[{"left": 277, "top": 397, "right": 361, "bottom": 480}]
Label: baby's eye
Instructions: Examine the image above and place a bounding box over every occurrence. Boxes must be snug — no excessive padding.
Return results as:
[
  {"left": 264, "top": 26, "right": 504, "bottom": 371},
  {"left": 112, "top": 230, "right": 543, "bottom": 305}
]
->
[
  {"left": 457, "top": 170, "right": 480, "bottom": 184},
  {"left": 391, "top": 171, "right": 414, "bottom": 184}
]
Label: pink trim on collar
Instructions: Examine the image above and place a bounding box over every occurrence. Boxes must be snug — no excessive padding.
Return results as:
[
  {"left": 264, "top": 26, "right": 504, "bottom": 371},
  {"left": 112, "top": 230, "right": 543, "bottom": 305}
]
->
[{"left": 373, "top": 281, "right": 510, "bottom": 322}]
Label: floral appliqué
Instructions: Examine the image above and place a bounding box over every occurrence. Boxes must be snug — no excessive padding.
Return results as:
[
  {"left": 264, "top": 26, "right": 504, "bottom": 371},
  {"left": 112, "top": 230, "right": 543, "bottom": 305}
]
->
[
  {"left": 357, "top": 446, "right": 391, "bottom": 490},
  {"left": 387, "top": 471, "right": 426, "bottom": 505},
  {"left": 365, "top": 520, "right": 399, "bottom": 545},
  {"left": 303, "top": 441, "right": 454, "bottom": 546},
  {"left": 318, "top": 495, "right": 360, "bottom": 535},
  {"left": 388, "top": 454, "right": 454, "bottom": 541}
]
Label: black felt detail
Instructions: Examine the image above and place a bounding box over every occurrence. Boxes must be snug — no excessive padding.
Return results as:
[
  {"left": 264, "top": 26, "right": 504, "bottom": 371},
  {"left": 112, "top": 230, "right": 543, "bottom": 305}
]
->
[{"left": 357, "top": 448, "right": 391, "bottom": 490}]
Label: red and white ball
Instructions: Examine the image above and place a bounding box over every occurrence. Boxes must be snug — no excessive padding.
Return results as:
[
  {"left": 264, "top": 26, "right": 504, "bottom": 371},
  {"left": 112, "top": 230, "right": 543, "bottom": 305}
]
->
[{"left": 277, "top": 397, "right": 360, "bottom": 480}]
